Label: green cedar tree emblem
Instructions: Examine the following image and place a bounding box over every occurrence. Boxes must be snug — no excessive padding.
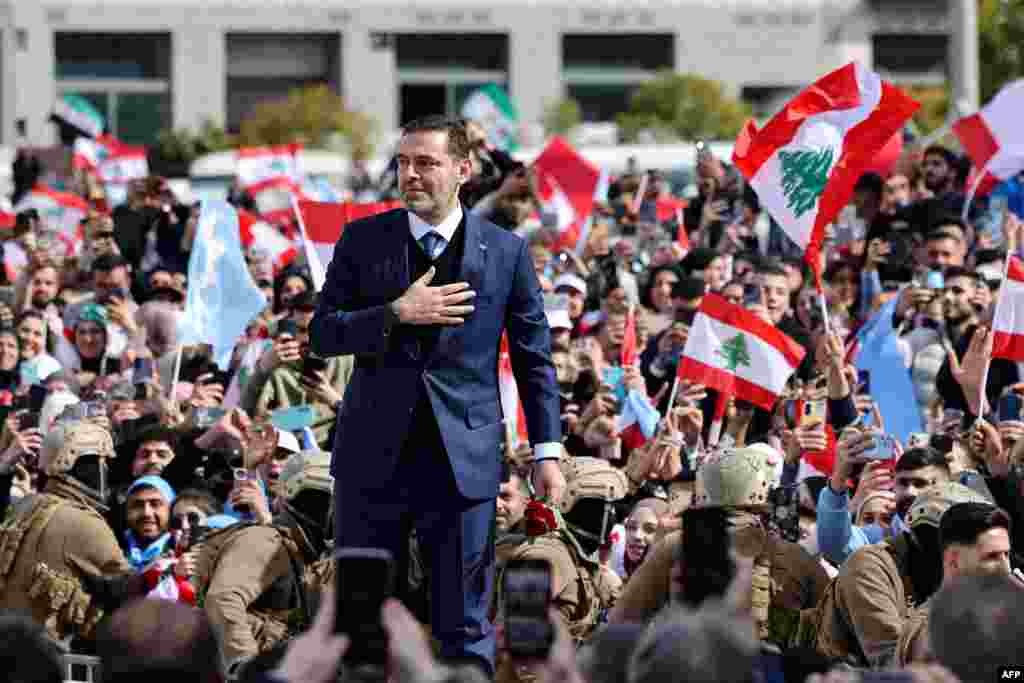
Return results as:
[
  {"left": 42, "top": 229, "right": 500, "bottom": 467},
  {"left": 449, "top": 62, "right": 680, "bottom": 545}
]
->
[
  {"left": 778, "top": 147, "right": 834, "bottom": 218},
  {"left": 717, "top": 333, "right": 752, "bottom": 372}
]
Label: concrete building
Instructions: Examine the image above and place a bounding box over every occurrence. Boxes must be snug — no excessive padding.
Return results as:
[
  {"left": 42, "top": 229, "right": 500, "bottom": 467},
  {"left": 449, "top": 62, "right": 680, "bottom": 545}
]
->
[{"left": 0, "top": 0, "right": 956, "bottom": 148}]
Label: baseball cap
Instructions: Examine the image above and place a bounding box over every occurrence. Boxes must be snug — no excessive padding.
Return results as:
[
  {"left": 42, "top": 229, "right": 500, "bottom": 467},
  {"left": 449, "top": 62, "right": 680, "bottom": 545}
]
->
[
  {"left": 553, "top": 274, "right": 587, "bottom": 296},
  {"left": 546, "top": 309, "right": 572, "bottom": 331},
  {"left": 276, "top": 428, "right": 301, "bottom": 454}
]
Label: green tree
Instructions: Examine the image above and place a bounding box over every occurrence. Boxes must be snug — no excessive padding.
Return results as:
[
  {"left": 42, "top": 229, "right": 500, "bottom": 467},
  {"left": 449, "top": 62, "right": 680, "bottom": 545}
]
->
[
  {"left": 238, "top": 85, "right": 377, "bottom": 160},
  {"left": 155, "top": 118, "right": 235, "bottom": 173},
  {"left": 543, "top": 98, "right": 582, "bottom": 136},
  {"left": 716, "top": 333, "right": 752, "bottom": 372},
  {"left": 616, "top": 71, "right": 751, "bottom": 143},
  {"left": 979, "top": 0, "right": 1024, "bottom": 104},
  {"left": 905, "top": 85, "right": 951, "bottom": 134},
  {"left": 778, "top": 147, "right": 833, "bottom": 218}
]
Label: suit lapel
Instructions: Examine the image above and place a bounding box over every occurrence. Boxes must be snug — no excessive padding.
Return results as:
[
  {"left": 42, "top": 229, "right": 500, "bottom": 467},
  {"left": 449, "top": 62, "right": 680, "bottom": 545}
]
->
[
  {"left": 374, "top": 210, "right": 409, "bottom": 298},
  {"left": 436, "top": 212, "right": 487, "bottom": 358}
]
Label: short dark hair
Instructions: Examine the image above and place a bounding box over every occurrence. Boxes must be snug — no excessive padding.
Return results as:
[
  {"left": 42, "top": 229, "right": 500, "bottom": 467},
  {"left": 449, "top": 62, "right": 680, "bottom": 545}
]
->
[
  {"left": 671, "top": 277, "right": 706, "bottom": 301},
  {"left": 939, "top": 502, "right": 1011, "bottom": 551},
  {"left": 171, "top": 488, "right": 220, "bottom": 518},
  {"left": 929, "top": 573, "right": 1024, "bottom": 683},
  {"left": 975, "top": 249, "right": 1005, "bottom": 268},
  {"left": 895, "top": 446, "right": 950, "bottom": 474},
  {"left": 756, "top": 258, "right": 788, "bottom": 279},
  {"left": 944, "top": 266, "right": 980, "bottom": 284},
  {"left": 92, "top": 253, "right": 129, "bottom": 273},
  {"left": 15, "top": 209, "right": 39, "bottom": 229},
  {"left": 401, "top": 115, "right": 473, "bottom": 161},
  {"left": 928, "top": 217, "right": 967, "bottom": 241},
  {"left": 0, "top": 613, "right": 63, "bottom": 683},
  {"left": 924, "top": 144, "right": 959, "bottom": 167},
  {"left": 854, "top": 171, "right": 884, "bottom": 197}
]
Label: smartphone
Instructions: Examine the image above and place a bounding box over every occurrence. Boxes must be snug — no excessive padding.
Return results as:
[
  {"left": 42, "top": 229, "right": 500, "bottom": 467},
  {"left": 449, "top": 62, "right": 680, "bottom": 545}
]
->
[
  {"left": 277, "top": 319, "right": 298, "bottom": 338},
  {"left": 193, "top": 406, "right": 227, "bottom": 430},
  {"left": 863, "top": 433, "right": 897, "bottom": 461},
  {"left": 301, "top": 354, "right": 328, "bottom": 378},
  {"left": 925, "top": 270, "right": 945, "bottom": 290},
  {"left": 742, "top": 282, "right": 763, "bottom": 307},
  {"left": 998, "top": 392, "right": 1023, "bottom": 423},
  {"left": 502, "top": 558, "right": 554, "bottom": 660},
  {"left": 334, "top": 547, "right": 396, "bottom": 668},
  {"left": 800, "top": 399, "right": 826, "bottom": 428},
  {"left": 26, "top": 385, "right": 47, "bottom": 414},
  {"left": 17, "top": 411, "right": 39, "bottom": 431},
  {"left": 907, "top": 432, "right": 931, "bottom": 450},
  {"left": 857, "top": 370, "right": 871, "bottom": 396}
]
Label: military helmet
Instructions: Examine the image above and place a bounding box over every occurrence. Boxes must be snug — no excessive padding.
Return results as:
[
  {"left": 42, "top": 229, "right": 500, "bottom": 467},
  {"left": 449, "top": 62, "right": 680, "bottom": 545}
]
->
[
  {"left": 558, "top": 456, "right": 628, "bottom": 514},
  {"left": 694, "top": 443, "right": 784, "bottom": 509},
  {"left": 39, "top": 421, "right": 115, "bottom": 477},
  {"left": 279, "top": 449, "right": 333, "bottom": 501},
  {"left": 905, "top": 482, "right": 991, "bottom": 530}
]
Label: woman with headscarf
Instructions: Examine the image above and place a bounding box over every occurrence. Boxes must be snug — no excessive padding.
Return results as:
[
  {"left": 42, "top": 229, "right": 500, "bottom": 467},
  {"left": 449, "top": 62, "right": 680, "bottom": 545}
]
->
[
  {"left": 53, "top": 302, "right": 124, "bottom": 389},
  {"left": 15, "top": 310, "right": 61, "bottom": 385},
  {"left": 607, "top": 498, "right": 670, "bottom": 580}
]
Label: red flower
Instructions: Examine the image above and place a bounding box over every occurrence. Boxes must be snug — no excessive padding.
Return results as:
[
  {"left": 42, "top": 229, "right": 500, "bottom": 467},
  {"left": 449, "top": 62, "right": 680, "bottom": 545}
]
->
[{"left": 524, "top": 500, "right": 558, "bottom": 537}]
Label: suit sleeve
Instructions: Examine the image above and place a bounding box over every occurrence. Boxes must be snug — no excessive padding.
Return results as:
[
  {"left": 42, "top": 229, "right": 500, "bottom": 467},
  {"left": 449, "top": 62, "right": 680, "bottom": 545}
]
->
[
  {"left": 310, "top": 224, "right": 397, "bottom": 358},
  {"left": 504, "top": 239, "right": 561, "bottom": 447}
]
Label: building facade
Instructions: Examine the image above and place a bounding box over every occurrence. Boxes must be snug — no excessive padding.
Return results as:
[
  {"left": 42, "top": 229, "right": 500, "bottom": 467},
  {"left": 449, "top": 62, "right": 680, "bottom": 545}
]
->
[{"left": 0, "top": 0, "right": 953, "bottom": 148}]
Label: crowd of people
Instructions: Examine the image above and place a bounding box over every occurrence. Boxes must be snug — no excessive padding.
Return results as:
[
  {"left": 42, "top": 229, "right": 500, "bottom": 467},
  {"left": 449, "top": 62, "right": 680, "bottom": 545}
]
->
[{"left": 0, "top": 108, "right": 1022, "bottom": 683}]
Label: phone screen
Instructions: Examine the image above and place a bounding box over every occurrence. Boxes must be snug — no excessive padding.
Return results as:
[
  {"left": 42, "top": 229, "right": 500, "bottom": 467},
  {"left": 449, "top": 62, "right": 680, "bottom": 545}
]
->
[
  {"left": 27, "top": 385, "right": 48, "bottom": 414},
  {"left": 857, "top": 370, "right": 871, "bottom": 396},
  {"left": 502, "top": 559, "right": 554, "bottom": 659},
  {"left": 335, "top": 548, "right": 396, "bottom": 668},
  {"left": 998, "top": 393, "right": 1023, "bottom": 423},
  {"left": 742, "top": 283, "right": 762, "bottom": 307},
  {"left": 801, "top": 399, "right": 826, "bottom": 427}
]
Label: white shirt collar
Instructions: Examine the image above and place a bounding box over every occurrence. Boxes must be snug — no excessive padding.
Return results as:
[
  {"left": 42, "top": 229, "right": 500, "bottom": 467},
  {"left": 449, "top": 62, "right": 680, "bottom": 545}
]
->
[{"left": 408, "top": 204, "right": 463, "bottom": 243}]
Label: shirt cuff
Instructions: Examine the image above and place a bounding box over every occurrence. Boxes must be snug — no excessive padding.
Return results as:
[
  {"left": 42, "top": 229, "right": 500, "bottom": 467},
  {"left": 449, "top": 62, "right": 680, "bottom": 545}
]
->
[{"left": 532, "top": 442, "right": 563, "bottom": 461}]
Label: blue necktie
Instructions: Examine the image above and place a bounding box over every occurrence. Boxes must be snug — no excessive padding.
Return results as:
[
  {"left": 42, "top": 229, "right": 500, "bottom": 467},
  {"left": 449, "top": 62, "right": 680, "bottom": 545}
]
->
[{"left": 420, "top": 231, "right": 445, "bottom": 260}]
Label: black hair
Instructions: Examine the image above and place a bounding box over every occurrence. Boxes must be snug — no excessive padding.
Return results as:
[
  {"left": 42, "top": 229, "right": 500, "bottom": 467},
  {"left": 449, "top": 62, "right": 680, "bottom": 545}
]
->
[
  {"left": 975, "top": 249, "right": 1005, "bottom": 268},
  {"left": 896, "top": 447, "right": 950, "bottom": 474},
  {"left": 924, "top": 144, "right": 959, "bottom": 167},
  {"left": 15, "top": 209, "right": 39, "bottom": 229},
  {"left": 854, "top": 171, "right": 884, "bottom": 198},
  {"left": 675, "top": 507, "right": 735, "bottom": 608},
  {"left": 943, "top": 266, "right": 980, "bottom": 284},
  {"left": 671, "top": 276, "right": 706, "bottom": 301},
  {"left": 641, "top": 264, "right": 682, "bottom": 310},
  {"left": 939, "top": 502, "right": 1011, "bottom": 551},
  {"left": 928, "top": 216, "right": 968, "bottom": 240}
]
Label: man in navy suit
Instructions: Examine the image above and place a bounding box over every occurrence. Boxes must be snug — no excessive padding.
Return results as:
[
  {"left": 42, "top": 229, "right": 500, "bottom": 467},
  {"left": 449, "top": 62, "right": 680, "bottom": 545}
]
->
[{"left": 310, "top": 116, "right": 565, "bottom": 673}]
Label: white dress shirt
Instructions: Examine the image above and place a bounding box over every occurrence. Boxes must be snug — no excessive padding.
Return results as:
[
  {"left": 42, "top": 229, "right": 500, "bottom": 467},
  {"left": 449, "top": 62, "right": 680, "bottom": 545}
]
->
[{"left": 406, "top": 205, "right": 561, "bottom": 462}]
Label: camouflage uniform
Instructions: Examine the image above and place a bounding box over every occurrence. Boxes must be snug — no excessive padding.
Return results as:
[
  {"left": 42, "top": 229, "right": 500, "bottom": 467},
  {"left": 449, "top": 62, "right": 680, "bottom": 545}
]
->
[
  {"left": 0, "top": 422, "right": 129, "bottom": 647},
  {"left": 496, "top": 458, "right": 627, "bottom": 683},
  {"left": 198, "top": 449, "right": 333, "bottom": 679},
  {"left": 812, "top": 482, "right": 989, "bottom": 668},
  {"left": 610, "top": 443, "right": 830, "bottom": 650}
]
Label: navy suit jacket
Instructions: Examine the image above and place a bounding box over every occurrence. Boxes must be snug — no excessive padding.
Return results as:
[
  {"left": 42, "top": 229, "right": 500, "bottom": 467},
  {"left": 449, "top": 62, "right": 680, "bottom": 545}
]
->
[{"left": 310, "top": 208, "right": 560, "bottom": 500}]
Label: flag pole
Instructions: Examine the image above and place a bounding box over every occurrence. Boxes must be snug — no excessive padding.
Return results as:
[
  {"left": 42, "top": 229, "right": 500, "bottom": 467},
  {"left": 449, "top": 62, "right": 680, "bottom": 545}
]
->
[
  {"left": 630, "top": 172, "right": 649, "bottom": 216},
  {"left": 975, "top": 252, "right": 1010, "bottom": 421},
  {"left": 169, "top": 344, "right": 184, "bottom": 399},
  {"left": 818, "top": 290, "right": 833, "bottom": 337},
  {"left": 708, "top": 392, "right": 729, "bottom": 447},
  {"left": 961, "top": 159, "right": 994, "bottom": 224}
]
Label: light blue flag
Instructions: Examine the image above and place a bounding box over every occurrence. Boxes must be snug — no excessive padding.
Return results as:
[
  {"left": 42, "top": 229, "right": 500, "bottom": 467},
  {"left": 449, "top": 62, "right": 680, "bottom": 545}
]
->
[
  {"left": 855, "top": 291, "right": 923, "bottom": 444},
  {"left": 177, "top": 200, "right": 268, "bottom": 370},
  {"left": 615, "top": 389, "right": 661, "bottom": 439}
]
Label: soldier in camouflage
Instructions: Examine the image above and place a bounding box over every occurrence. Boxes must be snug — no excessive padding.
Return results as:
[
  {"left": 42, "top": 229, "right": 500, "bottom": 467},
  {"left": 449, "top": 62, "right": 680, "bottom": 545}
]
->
[
  {"left": 197, "top": 448, "right": 334, "bottom": 680},
  {"left": 0, "top": 421, "right": 141, "bottom": 649}
]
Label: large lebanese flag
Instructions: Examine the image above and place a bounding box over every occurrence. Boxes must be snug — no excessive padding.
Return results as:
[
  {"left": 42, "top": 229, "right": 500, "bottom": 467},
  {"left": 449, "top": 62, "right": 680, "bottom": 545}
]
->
[
  {"left": 236, "top": 144, "right": 302, "bottom": 189},
  {"left": 733, "top": 62, "right": 918, "bottom": 281},
  {"left": 296, "top": 200, "right": 403, "bottom": 286},
  {"left": 13, "top": 184, "right": 89, "bottom": 240},
  {"left": 677, "top": 294, "right": 806, "bottom": 410},
  {"left": 238, "top": 209, "right": 297, "bottom": 272},
  {"left": 992, "top": 256, "right": 1024, "bottom": 361},
  {"left": 953, "top": 80, "right": 1024, "bottom": 182},
  {"left": 532, "top": 137, "right": 603, "bottom": 250}
]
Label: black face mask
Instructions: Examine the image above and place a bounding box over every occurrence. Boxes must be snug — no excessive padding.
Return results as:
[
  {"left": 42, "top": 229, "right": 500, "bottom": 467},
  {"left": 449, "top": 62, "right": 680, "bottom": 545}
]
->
[{"left": 67, "top": 453, "right": 109, "bottom": 504}]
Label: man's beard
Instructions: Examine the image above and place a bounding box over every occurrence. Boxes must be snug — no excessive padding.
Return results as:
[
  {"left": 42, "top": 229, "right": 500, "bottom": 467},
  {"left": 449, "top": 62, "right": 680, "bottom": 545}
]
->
[{"left": 945, "top": 309, "right": 973, "bottom": 328}]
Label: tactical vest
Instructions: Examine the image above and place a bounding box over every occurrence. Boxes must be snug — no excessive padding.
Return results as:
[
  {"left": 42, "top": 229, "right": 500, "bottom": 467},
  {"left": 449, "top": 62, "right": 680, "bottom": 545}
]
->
[
  {"left": 196, "top": 523, "right": 311, "bottom": 650},
  {"left": 0, "top": 494, "right": 105, "bottom": 641},
  {"left": 807, "top": 534, "right": 914, "bottom": 666}
]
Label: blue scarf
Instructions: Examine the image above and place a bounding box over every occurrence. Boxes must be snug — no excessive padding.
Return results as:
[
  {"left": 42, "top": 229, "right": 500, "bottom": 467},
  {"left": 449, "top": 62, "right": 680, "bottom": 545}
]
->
[{"left": 125, "top": 530, "right": 173, "bottom": 572}]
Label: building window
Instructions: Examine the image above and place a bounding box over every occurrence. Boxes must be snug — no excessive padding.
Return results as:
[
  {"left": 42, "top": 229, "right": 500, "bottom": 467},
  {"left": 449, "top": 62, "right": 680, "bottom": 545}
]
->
[
  {"left": 226, "top": 33, "right": 340, "bottom": 133},
  {"left": 395, "top": 34, "right": 508, "bottom": 123},
  {"left": 55, "top": 32, "right": 171, "bottom": 145},
  {"left": 562, "top": 34, "right": 674, "bottom": 122},
  {"left": 873, "top": 34, "right": 948, "bottom": 85}
]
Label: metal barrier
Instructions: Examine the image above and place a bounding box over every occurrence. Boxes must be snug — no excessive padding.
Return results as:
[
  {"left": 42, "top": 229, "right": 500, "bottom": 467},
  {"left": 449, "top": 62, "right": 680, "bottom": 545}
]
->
[{"left": 62, "top": 654, "right": 101, "bottom": 683}]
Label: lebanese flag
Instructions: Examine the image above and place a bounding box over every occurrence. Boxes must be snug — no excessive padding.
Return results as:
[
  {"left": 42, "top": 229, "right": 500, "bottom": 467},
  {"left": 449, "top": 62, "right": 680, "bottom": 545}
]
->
[
  {"left": 656, "top": 196, "right": 687, "bottom": 223},
  {"left": 953, "top": 80, "right": 1024, "bottom": 183},
  {"left": 98, "top": 141, "right": 148, "bottom": 184},
  {"left": 620, "top": 307, "right": 638, "bottom": 366},
  {"left": 237, "top": 144, "right": 302, "bottom": 189},
  {"left": 72, "top": 135, "right": 114, "bottom": 173},
  {"left": 677, "top": 294, "right": 806, "bottom": 410},
  {"left": 13, "top": 184, "right": 89, "bottom": 240},
  {"left": 992, "top": 256, "right": 1024, "bottom": 361},
  {"left": 499, "top": 333, "right": 529, "bottom": 445},
  {"left": 732, "top": 62, "right": 919, "bottom": 282},
  {"left": 532, "top": 138, "right": 602, "bottom": 250},
  {"left": 238, "top": 209, "right": 297, "bottom": 272},
  {"left": 675, "top": 207, "right": 691, "bottom": 255},
  {"left": 296, "top": 200, "right": 403, "bottom": 289}
]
